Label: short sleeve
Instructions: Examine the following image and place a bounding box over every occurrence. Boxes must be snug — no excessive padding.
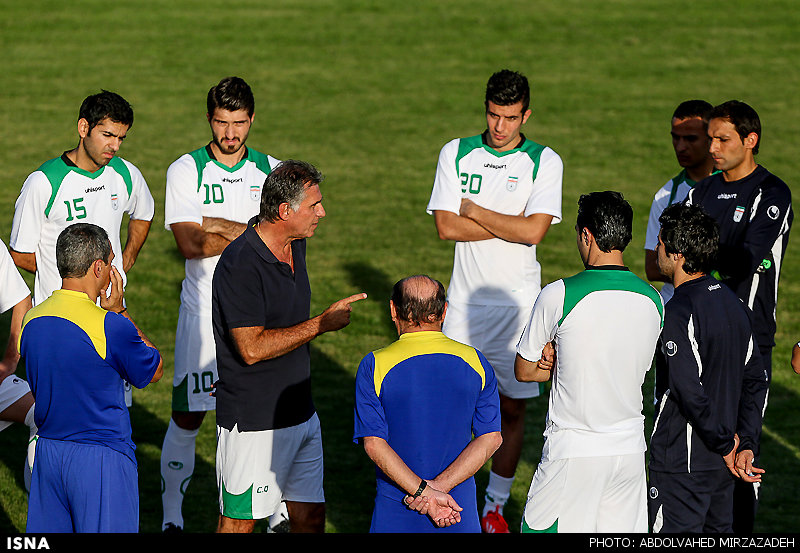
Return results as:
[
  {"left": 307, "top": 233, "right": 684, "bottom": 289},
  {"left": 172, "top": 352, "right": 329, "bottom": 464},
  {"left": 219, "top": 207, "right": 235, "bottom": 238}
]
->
[
  {"left": 516, "top": 280, "right": 564, "bottom": 362},
  {"left": 644, "top": 185, "right": 670, "bottom": 251},
  {"left": 10, "top": 171, "right": 48, "bottom": 254},
  {"left": 426, "top": 139, "right": 462, "bottom": 215},
  {"left": 164, "top": 154, "right": 203, "bottom": 229},
  {"left": 524, "top": 147, "right": 563, "bottom": 223},
  {"left": 124, "top": 160, "right": 155, "bottom": 222},
  {"left": 352, "top": 352, "right": 388, "bottom": 442},
  {"left": 471, "top": 350, "right": 501, "bottom": 437}
]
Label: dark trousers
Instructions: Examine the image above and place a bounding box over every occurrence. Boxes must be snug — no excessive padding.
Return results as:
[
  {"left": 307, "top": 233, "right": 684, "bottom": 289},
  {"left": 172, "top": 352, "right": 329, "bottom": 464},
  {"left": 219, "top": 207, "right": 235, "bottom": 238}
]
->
[
  {"left": 732, "top": 345, "right": 772, "bottom": 533},
  {"left": 648, "top": 468, "right": 735, "bottom": 533}
]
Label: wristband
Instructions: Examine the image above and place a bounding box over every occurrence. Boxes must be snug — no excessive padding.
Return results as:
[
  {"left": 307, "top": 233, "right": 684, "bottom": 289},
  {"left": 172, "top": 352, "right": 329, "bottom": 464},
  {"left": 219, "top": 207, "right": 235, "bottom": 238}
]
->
[{"left": 412, "top": 480, "right": 427, "bottom": 497}]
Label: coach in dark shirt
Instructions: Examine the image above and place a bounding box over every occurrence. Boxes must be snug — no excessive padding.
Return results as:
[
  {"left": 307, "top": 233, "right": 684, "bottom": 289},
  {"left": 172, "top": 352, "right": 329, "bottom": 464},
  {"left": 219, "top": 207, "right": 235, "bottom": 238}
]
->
[
  {"left": 647, "top": 203, "right": 768, "bottom": 534},
  {"left": 212, "top": 160, "right": 366, "bottom": 533}
]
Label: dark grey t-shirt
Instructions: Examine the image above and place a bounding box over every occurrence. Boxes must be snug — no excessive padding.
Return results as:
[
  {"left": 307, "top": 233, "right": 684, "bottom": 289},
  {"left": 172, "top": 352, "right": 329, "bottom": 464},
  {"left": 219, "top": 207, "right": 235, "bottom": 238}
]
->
[{"left": 212, "top": 218, "right": 315, "bottom": 431}]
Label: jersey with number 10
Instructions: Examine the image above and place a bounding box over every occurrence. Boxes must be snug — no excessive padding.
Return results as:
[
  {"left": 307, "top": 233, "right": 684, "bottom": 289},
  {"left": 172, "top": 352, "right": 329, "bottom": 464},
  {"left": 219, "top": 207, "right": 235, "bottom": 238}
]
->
[
  {"left": 165, "top": 145, "right": 280, "bottom": 316},
  {"left": 10, "top": 154, "right": 154, "bottom": 305},
  {"left": 427, "top": 133, "right": 563, "bottom": 308}
]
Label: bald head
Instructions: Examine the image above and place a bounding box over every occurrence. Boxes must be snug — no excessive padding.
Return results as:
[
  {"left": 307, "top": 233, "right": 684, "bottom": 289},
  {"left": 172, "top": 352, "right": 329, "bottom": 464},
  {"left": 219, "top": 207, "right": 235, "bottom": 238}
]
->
[{"left": 390, "top": 275, "right": 447, "bottom": 328}]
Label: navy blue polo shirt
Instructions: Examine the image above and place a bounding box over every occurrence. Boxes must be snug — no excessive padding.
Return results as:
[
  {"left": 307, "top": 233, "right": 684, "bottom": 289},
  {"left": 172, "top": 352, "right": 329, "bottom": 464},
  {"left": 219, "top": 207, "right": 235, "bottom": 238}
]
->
[{"left": 212, "top": 217, "right": 316, "bottom": 431}]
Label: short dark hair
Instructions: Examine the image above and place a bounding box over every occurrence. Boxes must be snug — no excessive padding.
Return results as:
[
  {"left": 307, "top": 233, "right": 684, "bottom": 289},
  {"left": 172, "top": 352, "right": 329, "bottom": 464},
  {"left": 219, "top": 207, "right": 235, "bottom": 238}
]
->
[
  {"left": 672, "top": 99, "right": 713, "bottom": 123},
  {"left": 391, "top": 275, "right": 446, "bottom": 326},
  {"left": 259, "top": 160, "right": 323, "bottom": 223},
  {"left": 576, "top": 191, "right": 633, "bottom": 253},
  {"left": 79, "top": 90, "right": 134, "bottom": 132},
  {"left": 207, "top": 77, "right": 255, "bottom": 117},
  {"left": 56, "top": 223, "right": 112, "bottom": 279},
  {"left": 709, "top": 100, "right": 761, "bottom": 154},
  {"left": 658, "top": 203, "right": 719, "bottom": 275},
  {"left": 485, "top": 69, "right": 530, "bottom": 113}
]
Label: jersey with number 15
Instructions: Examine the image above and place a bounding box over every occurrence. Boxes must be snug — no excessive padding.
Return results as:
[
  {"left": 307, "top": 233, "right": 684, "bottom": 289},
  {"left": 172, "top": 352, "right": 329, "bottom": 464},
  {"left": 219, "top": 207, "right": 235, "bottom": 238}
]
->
[{"left": 10, "top": 154, "right": 155, "bottom": 305}]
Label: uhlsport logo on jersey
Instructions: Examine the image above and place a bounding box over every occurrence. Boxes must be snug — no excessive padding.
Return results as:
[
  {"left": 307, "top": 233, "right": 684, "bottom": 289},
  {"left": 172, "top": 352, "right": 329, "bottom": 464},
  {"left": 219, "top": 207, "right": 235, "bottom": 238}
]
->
[
  {"left": 665, "top": 341, "right": 678, "bottom": 357},
  {"left": 507, "top": 176, "right": 518, "bottom": 192},
  {"left": 250, "top": 184, "right": 260, "bottom": 201},
  {"left": 733, "top": 205, "right": 745, "bottom": 222},
  {"left": 767, "top": 205, "right": 780, "bottom": 220}
]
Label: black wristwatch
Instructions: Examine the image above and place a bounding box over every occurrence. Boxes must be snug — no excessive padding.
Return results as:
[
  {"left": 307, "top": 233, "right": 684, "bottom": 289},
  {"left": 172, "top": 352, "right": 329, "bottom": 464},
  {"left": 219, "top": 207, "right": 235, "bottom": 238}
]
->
[{"left": 412, "top": 480, "right": 427, "bottom": 497}]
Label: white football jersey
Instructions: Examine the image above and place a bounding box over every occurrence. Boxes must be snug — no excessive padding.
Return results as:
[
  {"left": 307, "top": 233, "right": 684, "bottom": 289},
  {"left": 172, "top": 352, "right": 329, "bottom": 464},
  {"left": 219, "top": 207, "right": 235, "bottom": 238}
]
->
[
  {"left": 517, "top": 268, "right": 663, "bottom": 460},
  {"left": 164, "top": 145, "right": 279, "bottom": 315},
  {"left": 10, "top": 155, "right": 154, "bottom": 305},
  {"left": 427, "top": 134, "right": 563, "bottom": 308}
]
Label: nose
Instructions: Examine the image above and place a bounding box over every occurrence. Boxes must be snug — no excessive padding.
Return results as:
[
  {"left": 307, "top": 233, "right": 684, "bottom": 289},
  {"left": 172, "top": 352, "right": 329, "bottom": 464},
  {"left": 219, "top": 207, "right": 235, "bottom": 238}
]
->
[{"left": 316, "top": 203, "right": 326, "bottom": 218}]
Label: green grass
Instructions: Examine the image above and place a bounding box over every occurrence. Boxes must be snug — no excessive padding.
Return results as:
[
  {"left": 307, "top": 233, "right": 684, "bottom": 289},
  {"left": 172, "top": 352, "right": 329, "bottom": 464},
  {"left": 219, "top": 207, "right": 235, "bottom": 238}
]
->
[{"left": 1, "top": 0, "right": 799, "bottom": 533}]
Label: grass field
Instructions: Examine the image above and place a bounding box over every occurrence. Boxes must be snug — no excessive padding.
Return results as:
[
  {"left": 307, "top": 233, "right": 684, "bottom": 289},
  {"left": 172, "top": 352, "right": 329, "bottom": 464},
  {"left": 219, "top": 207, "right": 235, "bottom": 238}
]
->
[{"left": 1, "top": 0, "right": 798, "bottom": 533}]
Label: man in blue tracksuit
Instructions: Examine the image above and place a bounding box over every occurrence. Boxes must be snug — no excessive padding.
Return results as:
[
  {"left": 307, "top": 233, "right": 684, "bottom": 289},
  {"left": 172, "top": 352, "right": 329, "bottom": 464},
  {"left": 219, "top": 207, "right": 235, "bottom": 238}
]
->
[
  {"left": 647, "top": 203, "right": 769, "bottom": 533},
  {"left": 685, "top": 100, "right": 792, "bottom": 532}
]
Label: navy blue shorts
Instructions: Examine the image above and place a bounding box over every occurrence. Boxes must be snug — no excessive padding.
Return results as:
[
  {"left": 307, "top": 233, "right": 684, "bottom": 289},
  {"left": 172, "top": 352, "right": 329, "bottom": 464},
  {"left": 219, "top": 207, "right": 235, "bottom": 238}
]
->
[{"left": 26, "top": 437, "right": 139, "bottom": 533}]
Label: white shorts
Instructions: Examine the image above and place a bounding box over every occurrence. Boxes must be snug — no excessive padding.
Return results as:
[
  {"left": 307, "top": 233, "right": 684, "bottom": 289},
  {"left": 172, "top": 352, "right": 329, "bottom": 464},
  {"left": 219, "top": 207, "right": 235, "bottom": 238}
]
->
[
  {"left": 172, "top": 308, "right": 217, "bottom": 412},
  {"left": 0, "top": 375, "right": 31, "bottom": 432},
  {"left": 522, "top": 453, "right": 648, "bottom": 533},
  {"left": 443, "top": 301, "right": 543, "bottom": 399},
  {"left": 216, "top": 413, "right": 324, "bottom": 520}
]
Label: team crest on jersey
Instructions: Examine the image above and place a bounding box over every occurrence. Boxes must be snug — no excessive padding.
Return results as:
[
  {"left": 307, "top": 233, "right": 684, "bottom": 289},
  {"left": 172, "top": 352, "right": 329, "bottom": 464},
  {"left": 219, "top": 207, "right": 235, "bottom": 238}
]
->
[
  {"left": 733, "top": 205, "right": 745, "bottom": 222},
  {"left": 507, "top": 176, "right": 518, "bottom": 192},
  {"left": 111, "top": 193, "right": 119, "bottom": 211},
  {"left": 649, "top": 486, "right": 659, "bottom": 499},
  {"left": 250, "top": 184, "right": 260, "bottom": 201},
  {"left": 665, "top": 341, "right": 677, "bottom": 356}
]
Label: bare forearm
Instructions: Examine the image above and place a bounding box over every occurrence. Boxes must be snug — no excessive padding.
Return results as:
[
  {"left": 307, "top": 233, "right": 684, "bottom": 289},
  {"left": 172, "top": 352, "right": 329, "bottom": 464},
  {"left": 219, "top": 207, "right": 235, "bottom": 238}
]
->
[
  {"left": 363, "top": 437, "right": 424, "bottom": 495},
  {"left": 432, "top": 432, "right": 502, "bottom": 493},
  {"left": 122, "top": 219, "right": 152, "bottom": 272},
  {"left": 172, "top": 221, "right": 233, "bottom": 259},
  {"left": 465, "top": 205, "right": 553, "bottom": 245},
  {"left": 231, "top": 316, "right": 324, "bottom": 365},
  {"left": 514, "top": 353, "right": 552, "bottom": 382},
  {"left": 9, "top": 250, "right": 36, "bottom": 274},
  {"left": 434, "top": 210, "right": 495, "bottom": 242},
  {"left": 202, "top": 217, "right": 248, "bottom": 243}
]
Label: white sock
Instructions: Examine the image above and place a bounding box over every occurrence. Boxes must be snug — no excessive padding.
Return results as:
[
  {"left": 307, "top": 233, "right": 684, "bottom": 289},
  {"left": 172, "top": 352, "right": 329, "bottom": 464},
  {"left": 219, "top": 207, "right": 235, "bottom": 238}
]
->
[
  {"left": 24, "top": 405, "right": 37, "bottom": 493},
  {"left": 483, "top": 471, "right": 515, "bottom": 516},
  {"left": 160, "top": 419, "right": 199, "bottom": 529}
]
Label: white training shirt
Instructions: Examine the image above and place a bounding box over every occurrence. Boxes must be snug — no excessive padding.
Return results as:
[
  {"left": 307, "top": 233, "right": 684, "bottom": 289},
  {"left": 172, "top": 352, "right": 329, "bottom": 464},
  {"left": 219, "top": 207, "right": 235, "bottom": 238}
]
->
[
  {"left": 0, "top": 239, "right": 30, "bottom": 313},
  {"left": 517, "top": 268, "right": 663, "bottom": 461},
  {"left": 427, "top": 134, "right": 563, "bottom": 308},
  {"left": 10, "top": 154, "right": 154, "bottom": 305},
  {"left": 644, "top": 169, "right": 696, "bottom": 304},
  {"left": 164, "top": 145, "right": 279, "bottom": 316}
]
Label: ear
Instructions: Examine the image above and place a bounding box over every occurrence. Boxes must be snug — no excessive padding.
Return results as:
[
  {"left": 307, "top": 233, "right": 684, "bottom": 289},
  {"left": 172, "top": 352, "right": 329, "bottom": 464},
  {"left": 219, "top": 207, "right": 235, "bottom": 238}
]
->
[
  {"left": 389, "top": 300, "right": 397, "bottom": 321},
  {"left": 77, "top": 118, "right": 90, "bottom": 140},
  {"left": 92, "top": 259, "right": 104, "bottom": 278},
  {"left": 744, "top": 132, "right": 759, "bottom": 150},
  {"left": 279, "top": 202, "right": 293, "bottom": 221},
  {"left": 522, "top": 108, "right": 532, "bottom": 125}
]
